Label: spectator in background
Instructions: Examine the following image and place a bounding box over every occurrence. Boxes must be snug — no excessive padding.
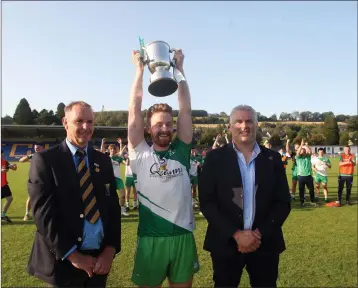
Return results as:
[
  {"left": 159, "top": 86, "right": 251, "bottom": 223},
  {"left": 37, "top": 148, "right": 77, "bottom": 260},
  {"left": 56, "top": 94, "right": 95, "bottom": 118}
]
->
[
  {"left": 264, "top": 140, "right": 272, "bottom": 149},
  {"left": 278, "top": 147, "right": 289, "bottom": 170},
  {"left": 1, "top": 149, "right": 17, "bottom": 223},
  {"left": 296, "top": 139, "right": 316, "bottom": 207},
  {"left": 212, "top": 133, "right": 229, "bottom": 149},
  {"left": 337, "top": 146, "right": 356, "bottom": 205},
  {"left": 312, "top": 148, "right": 331, "bottom": 202},
  {"left": 19, "top": 142, "right": 45, "bottom": 221}
]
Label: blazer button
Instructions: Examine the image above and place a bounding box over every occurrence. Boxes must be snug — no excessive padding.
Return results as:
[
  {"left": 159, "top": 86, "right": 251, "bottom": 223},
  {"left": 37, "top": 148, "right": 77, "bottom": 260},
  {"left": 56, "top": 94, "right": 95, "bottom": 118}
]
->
[
  {"left": 78, "top": 237, "right": 82, "bottom": 242},
  {"left": 80, "top": 214, "right": 84, "bottom": 218}
]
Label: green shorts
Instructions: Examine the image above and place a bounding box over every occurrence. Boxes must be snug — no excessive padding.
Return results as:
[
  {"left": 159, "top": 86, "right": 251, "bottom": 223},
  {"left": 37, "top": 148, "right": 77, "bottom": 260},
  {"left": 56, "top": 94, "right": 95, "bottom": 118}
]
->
[
  {"left": 190, "top": 176, "right": 198, "bottom": 185},
  {"left": 315, "top": 174, "right": 328, "bottom": 184},
  {"left": 131, "top": 233, "right": 200, "bottom": 286},
  {"left": 292, "top": 175, "right": 298, "bottom": 181},
  {"left": 115, "top": 177, "right": 124, "bottom": 190},
  {"left": 125, "top": 176, "right": 135, "bottom": 187}
]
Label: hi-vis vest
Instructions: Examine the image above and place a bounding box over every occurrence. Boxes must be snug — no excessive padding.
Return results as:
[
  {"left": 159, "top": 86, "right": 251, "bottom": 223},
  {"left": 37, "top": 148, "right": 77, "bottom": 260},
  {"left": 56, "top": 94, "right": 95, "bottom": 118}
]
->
[{"left": 339, "top": 154, "right": 355, "bottom": 176}]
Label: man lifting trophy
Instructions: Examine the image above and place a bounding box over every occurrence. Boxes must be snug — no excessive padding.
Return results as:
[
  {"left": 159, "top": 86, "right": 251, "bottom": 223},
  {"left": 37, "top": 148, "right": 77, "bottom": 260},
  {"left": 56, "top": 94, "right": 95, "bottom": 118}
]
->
[{"left": 139, "top": 37, "right": 186, "bottom": 97}]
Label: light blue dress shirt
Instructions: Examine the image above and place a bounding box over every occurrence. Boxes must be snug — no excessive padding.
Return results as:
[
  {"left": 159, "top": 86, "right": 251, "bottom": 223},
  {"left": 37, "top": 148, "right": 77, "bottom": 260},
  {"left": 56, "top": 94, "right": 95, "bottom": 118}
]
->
[
  {"left": 62, "top": 139, "right": 104, "bottom": 259},
  {"left": 233, "top": 142, "right": 261, "bottom": 230}
]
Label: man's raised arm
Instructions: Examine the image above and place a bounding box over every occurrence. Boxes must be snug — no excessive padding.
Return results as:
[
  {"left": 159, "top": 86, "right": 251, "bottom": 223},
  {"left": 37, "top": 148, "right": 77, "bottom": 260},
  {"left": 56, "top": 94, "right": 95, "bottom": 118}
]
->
[
  {"left": 128, "top": 50, "right": 145, "bottom": 150},
  {"left": 175, "top": 49, "right": 192, "bottom": 144}
]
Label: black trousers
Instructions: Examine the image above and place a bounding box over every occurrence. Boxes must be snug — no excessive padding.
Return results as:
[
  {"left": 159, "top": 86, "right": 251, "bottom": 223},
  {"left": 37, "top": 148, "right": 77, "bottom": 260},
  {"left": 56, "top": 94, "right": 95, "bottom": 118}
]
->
[
  {"left": 298, "top": 175, "right": 315, "bottom": 203},
  {"left": 211, "top": 251, "right": 280, "bottom": 288},
  {"left": 338, "top": 176, "right": 353, "bottom": 202},
  {"left": 55, "top": 249, "right": 108, "bottom": 288}
]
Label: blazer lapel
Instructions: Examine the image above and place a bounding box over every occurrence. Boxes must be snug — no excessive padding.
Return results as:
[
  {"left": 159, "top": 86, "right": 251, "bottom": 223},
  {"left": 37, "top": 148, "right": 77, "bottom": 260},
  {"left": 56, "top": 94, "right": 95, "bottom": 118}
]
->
[
  {"left": 226, "top": 144, "right": 243, "bottom": 188},
  {"left": 87, "top": 147, "right": 104, "bottom": 200},
  {"left": 59, "top": 140, "right": 80, "bottom": 190},
  {"left": 87, "top": 147, "right": 96, "bottom": 175},
  {"left": 254, "top": 146, "right": 265, "bottom": 188}
]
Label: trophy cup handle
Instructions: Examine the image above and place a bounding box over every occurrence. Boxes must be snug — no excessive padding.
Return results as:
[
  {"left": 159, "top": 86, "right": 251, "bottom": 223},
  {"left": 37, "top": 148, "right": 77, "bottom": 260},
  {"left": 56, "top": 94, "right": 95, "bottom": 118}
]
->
[
  {"left": 139, "top": 36, "right": 149, "bottom": 65},
  {"left": 169, "top": 48, "right": 176, "bottom": 67},
  {"left": 169, "top": 47, "right": 186, "bottom": 83}
]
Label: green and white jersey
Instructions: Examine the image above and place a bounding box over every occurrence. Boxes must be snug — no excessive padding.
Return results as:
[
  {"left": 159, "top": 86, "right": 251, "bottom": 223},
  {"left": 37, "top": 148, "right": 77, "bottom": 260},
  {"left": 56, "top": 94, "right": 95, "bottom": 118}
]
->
[
  {"left": 296, "top": 154, "right": 312, "bottom": 176},
  {"left": 312, "top": 156, "right": 331, "bottom": 176},
  {"left": 189, "top": 155, "right": 201, "bottom": 176},
  {"left": 189, "top": 159, "right": 198, "bottom": 176},
  {"left": 129, "top": 138, "right": 194, "bottom": 237},
  {"left": 110, "top": 155, "right": 124, "bottom": 179},
  {"left": 125, "top": 162, "right": 133, "bottom": 177}
]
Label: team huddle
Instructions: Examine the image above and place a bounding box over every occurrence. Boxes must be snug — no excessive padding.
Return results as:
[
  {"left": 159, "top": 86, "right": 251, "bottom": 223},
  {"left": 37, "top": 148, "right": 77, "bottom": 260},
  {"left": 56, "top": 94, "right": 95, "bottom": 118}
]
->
[{"left": 0, "top": 47, "right": 356, "bottom": 288}]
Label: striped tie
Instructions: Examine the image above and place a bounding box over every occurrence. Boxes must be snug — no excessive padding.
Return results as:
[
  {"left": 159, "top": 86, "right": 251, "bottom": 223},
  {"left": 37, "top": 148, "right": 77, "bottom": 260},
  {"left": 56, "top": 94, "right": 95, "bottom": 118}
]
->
[{"left": 76, "top": 149, "right": 100, "bottom": 224}]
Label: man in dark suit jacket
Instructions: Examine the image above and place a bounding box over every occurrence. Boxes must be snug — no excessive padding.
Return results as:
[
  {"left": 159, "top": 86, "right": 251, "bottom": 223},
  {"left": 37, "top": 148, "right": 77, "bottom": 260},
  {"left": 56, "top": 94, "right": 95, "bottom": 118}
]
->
[
  {"left": 27, "top": 101, "right": 121, "bottom": 287},
  {"left": 199, "top": 105, "right": 291, "bottom": 288}
]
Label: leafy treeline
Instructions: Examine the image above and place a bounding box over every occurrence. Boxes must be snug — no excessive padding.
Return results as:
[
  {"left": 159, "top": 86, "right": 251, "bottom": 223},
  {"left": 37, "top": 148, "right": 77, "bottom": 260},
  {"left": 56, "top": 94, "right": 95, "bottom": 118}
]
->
[
  {"left": 2, "top": 98, "right": 354, "bottom": 126},
  {"left": 193, "top": 114, "right": 358, "bottom": 147},
  {"left": 2, "top": 98, "right": 358, "bottom": 146}
]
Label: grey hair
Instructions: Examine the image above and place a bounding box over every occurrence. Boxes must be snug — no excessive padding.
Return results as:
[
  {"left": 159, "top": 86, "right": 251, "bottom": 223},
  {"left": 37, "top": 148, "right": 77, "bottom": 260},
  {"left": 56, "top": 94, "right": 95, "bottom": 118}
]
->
[
  {"left": 64, "top": 101, "right": 92, "bottom": 114},
  {"left": 229, "top": 105, "right": 258, "bottom": 123}
]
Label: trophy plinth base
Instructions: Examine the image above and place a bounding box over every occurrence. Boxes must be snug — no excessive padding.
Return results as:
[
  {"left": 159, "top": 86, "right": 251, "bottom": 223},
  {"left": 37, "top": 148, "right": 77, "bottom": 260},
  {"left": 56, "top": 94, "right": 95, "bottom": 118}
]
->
[{"left": 148, "top": 70, "right": 178, "bottom": 97}]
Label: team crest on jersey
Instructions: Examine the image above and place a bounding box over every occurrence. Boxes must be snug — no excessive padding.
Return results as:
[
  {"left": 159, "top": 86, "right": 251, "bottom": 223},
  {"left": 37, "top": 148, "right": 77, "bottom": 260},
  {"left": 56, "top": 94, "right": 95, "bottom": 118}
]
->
[{"left": 150, "top": 157, "right": 183, "bottom": 179}]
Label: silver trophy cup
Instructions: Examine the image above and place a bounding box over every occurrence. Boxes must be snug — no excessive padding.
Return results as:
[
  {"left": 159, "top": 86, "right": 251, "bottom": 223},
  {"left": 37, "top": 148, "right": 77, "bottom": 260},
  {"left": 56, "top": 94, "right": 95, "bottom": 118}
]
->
[{"left": 141, "top": 40, "right": 178, "bottom": 97}]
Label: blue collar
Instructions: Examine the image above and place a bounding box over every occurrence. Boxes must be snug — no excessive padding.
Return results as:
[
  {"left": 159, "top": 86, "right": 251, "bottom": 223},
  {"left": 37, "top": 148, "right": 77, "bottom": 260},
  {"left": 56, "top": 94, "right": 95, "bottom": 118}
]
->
[
  {"left": 65, "top": 138, "right": 88, "bottom": 157},
  {"left": 233, "top": 142, "right": 261, "bottom": 161}
]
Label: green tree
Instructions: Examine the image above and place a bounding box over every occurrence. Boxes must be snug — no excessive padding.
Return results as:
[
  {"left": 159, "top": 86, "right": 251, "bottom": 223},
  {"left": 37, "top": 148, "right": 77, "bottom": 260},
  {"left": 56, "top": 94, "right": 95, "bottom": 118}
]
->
[
  {"left": 1, "top": 115, "right": 13, "bottom": 124},
  {"left": 13, "top": 98, "right": 33, "bottom": 124},
  {"left": 339, "top": 132, "right": 349, "bottom": 146},
  {"left": 56, "top": 102, "right": 66, "bottom": 122},
  {"left": 349, "top": 131, "right": 358, "bottom": 145},
  {"left": 298, "top": 126, "right": 311, "bottom": 139},
  {"left": 32, "top": 109, "right": 40, "bottom": 123},
  {"left": 321, "top": 111, "right": 335, "bottom": 121},
  {"left": 293, "top": 135, "right": 302, "bottom": 145},
  {"left": 323, "top": 114, "right": 339, "bottom": 145},
  {"left": 309, "top": 133, "right": 326, "bottom": 145},
  {"left": 346, "top": 116, "right": 358, "bottom": 132}
]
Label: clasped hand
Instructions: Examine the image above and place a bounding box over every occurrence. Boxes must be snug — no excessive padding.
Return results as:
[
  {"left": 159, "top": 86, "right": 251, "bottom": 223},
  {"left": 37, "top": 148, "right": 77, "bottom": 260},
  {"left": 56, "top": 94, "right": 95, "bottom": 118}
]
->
[
  {"left": 68, "top": 247, "right": 115, "bottom": 277},
  {"left": 234, "top": 228, "right": 262, "bottom": 254}
]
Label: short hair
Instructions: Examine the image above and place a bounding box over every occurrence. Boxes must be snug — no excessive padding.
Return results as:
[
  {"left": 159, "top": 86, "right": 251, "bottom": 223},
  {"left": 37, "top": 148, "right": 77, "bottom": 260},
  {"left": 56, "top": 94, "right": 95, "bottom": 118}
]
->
[
  {"left": 108, "top": 144, "right": 117, "bottom": 149},
  {"left": 146, "top": 103, "right": 173, "bottom": 126},
  {"left": 318, "top": 147, "right": 324, "bottom": 152},
  {"left": 64, "top": 101, "right": 92, "bottom": 114},
  {"left": 230, "top": 105, "right": 258, "bottom": 124},
  {"left": 34, "top": 142, "right": 44, "bottom": 147},
  {"left": 344, "top": 145, "right": 350, "bottom": 148}
]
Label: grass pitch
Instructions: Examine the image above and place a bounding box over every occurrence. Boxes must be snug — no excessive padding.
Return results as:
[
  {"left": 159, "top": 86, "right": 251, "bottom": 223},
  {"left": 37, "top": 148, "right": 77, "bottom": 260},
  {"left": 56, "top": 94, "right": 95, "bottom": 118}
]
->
[{"left": 1, "top": 158, "right": 357, "bottom": 287}]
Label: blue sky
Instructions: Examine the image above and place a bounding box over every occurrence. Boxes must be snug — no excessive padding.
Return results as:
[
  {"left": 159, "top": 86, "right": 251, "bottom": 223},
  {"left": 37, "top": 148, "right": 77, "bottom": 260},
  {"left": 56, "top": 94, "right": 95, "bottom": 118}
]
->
[{"left": 2, "top": 1, "right": 357, "bottom": 118}]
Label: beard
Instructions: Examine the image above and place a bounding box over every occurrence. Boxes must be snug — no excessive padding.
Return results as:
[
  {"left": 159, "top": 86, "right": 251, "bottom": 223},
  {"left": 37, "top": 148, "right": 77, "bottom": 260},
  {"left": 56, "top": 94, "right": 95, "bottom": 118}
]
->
[{"left": 151, "top": 131, "right": 173, "bottom": 147}]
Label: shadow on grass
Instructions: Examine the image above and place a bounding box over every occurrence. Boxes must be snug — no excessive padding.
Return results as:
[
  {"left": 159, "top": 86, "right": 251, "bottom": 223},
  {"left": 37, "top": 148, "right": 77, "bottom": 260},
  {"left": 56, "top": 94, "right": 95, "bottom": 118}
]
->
[
  {"left": 1, "top": 220, "right": 35, "bottom": 225},
  {"left": 291, "top": 201, "right": 357, "bottom": 211}
]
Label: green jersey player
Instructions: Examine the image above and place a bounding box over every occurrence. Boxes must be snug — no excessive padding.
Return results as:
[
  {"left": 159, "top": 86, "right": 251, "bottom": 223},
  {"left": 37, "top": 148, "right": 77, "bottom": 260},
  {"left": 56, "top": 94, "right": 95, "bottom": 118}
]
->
[
  {"left": 312, "top": 147, "right": 331, "bottom": 202},
  {"left": 107, "top": 144, "right": 128, "bottom": 216},
  {"left": 190, "top": 149, "right": 201, "bottom": 207},
  {"left": 127, "top": 49, "right": 199, "bottom": 287}
]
